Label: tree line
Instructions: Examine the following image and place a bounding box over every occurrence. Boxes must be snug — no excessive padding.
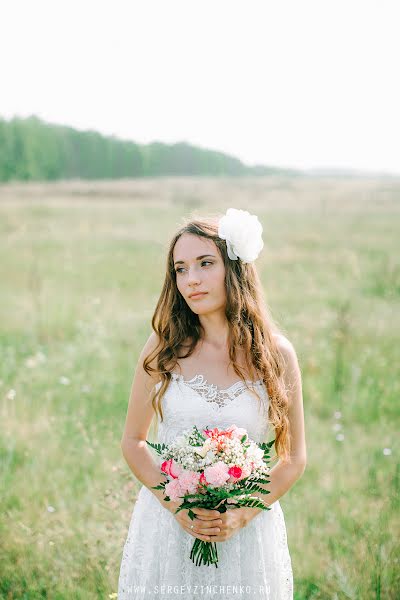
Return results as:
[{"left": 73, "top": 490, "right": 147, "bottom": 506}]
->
[{"left": 0, "top": 115, "right": 299, "bottom": 182}]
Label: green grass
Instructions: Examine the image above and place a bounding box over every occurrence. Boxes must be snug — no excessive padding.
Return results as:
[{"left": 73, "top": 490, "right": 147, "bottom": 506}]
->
[{"left": 0, "top": 175, "right": 399, "bottom": 599}]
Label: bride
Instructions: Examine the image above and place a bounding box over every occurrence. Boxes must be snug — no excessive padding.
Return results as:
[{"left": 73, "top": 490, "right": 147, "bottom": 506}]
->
[{"left": 117, "top": 208, "right": 306, "bottom": 599}]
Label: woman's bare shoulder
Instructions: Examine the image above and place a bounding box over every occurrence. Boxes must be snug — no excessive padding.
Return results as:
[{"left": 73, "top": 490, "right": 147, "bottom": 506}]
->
[
  {"left": 140, "top": 331, "right": 161, "bottom": 355},
  {"left": 272, "top": 334, "right": 301, "bottom": 383},
  {"left": 272, "top": 332, "right": 294, "bottom": 351},
  {"left": 137, "top": 332, "right": 162, "bottom": 384}
]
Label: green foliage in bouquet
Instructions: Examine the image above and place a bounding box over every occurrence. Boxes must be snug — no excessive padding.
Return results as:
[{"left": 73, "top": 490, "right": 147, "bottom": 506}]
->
[{"left": 145, "top": 441, "right": 168, "bottom": 454}]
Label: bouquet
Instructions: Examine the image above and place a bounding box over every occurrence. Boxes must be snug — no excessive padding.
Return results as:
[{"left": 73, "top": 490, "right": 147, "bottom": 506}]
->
[{"left": 147, "top": 424, "right": 274, "bottom": 568}]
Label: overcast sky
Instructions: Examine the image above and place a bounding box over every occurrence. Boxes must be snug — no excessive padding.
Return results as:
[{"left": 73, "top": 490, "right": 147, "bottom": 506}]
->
[{"left": 1, "top": 0, "right": 399, "bottom": 173}]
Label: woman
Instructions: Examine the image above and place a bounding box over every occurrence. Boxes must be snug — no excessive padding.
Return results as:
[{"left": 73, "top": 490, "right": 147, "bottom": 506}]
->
[{"left": 118, "top": 208, "right": 306, "bottom": 599}]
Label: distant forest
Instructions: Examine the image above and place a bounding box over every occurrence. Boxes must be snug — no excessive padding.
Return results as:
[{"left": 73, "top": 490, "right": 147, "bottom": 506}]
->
[{"left": 0, "top": 115, "right": 300, "bottom": 182}]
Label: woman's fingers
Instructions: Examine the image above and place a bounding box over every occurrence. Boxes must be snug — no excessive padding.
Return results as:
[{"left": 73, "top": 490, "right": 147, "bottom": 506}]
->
[
  {"left": 192, "top": 508, "right": 221, "bottom": 520},
  {"left": 184, "top": 519, "right": 221, "bottom": 536},
  {"left": 185, "top": 518, "right": 222, "bottom": 533},
  {"left": 184, "top": 525, "right": 212, "bottom": 541},
  {"left": 197, "top": 524, "right": 221, "bottom": 535},
  {"left": 186, "top": 516, "right": 222, "bottom": 528},
  {"left": 195, "top": 517, "right": 223, "bottom": 527},
  {"left": 180, "top": 509, "right": 224, "bottom": 540},
  {"left": 194, "top": 515, "right": 223, "bottom": 525}
]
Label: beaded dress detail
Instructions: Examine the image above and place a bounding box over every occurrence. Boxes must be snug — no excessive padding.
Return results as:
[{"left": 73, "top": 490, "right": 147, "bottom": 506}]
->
[{"left": 118, "top": 373, "right": 293, "bottom": 599}]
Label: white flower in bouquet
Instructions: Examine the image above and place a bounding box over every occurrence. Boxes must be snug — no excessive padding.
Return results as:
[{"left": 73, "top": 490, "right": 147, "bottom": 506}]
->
[
  {"left": 193, "top": 438, "right": 212, "bottom": 458},
  {"left": 244, "top": 444, "right": 264, "bottom": 462}
]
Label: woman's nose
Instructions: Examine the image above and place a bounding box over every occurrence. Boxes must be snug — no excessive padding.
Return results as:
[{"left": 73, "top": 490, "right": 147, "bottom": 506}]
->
[{"left": 187, "top": 267, "right": 201, "bottom": 284}]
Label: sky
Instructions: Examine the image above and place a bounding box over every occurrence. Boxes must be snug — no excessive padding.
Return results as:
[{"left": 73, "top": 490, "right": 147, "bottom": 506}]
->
[{"left": 1, "top": 0, "right": 399, "bottom": 174}]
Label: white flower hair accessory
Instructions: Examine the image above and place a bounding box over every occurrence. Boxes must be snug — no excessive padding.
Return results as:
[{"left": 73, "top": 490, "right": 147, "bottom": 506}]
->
[{"left": 218, "top": 208, "right": 264, "bottom": 263}]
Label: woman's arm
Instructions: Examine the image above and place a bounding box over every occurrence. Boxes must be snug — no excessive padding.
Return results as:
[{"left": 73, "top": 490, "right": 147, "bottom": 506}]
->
[
  {"left": 244, "top": 335, "right": 307, "bottom": 521},
  {"left": 120, "top": 332, "right": 173, "bottom": 513}
]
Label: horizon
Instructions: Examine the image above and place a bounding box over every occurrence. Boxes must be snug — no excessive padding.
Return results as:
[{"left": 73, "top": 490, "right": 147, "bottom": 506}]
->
[{"left": 3, "top": 113, "right": 399, "bottom": 178}]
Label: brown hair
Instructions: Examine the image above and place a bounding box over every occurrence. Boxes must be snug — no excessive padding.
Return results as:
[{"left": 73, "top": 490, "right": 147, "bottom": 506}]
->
[{"left": 143, "top": 213, "right": 292, "bottom": 463}]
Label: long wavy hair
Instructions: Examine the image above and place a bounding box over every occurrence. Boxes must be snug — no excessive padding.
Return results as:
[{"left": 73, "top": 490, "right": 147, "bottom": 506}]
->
[{"left": 143, "top": 213, "right": 292, "bottom": 463}]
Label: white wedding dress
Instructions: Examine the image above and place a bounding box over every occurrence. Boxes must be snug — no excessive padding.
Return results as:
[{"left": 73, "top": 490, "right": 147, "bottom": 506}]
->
[{"left": 118, "top": 373, "right": 293, "bottom": 599}]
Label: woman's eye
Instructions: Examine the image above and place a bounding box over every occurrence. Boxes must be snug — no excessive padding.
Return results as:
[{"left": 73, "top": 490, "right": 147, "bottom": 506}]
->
[{"left": 175, "top": 261, "right": 212, "bottom": 274}]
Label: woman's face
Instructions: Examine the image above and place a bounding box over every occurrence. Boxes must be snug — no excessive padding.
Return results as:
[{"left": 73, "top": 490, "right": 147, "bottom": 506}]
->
[{"left": 173, "top": 233, "right": 227, "bottom": 315}]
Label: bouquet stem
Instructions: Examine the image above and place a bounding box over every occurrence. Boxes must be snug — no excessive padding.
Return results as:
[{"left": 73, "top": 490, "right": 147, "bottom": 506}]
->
[{"left": 190, "top": 538, "right": 219, "bottom": 568}]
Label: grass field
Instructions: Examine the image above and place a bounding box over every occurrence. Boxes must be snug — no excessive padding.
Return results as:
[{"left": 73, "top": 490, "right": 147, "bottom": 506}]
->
[{"left": 0, "top": 175, "right": 399, "bottom": 599}]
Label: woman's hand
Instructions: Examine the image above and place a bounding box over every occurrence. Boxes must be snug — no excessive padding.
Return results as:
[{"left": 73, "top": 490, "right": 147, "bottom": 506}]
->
[
  {"left": 166, "top": 501, "right": 262, "bottom": 543},
  {"left": 203, "top": 506, "right": 255, "bottom": 542},
  {"left": 207, "top": 506, "right": 262, "bottom": 542},
  {"left": 167, "top": 502, "right": 223, "bottom": 543}
]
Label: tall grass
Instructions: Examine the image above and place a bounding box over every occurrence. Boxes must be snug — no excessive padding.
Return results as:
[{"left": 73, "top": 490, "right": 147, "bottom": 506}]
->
[{"left": 0, "top": 176, "right": 399, "bottom": 598}]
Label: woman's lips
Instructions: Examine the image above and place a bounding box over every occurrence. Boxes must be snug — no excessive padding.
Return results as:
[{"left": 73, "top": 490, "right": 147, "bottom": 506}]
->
[{"left": 190, "top": 292, "right": 207, "bottom": 300}]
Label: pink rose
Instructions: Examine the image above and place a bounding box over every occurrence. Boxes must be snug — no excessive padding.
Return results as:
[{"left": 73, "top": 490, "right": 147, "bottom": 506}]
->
[
  {"left": 199, "top": 472, "right": 208, "bottom": 485},
  {"left": 161, "top": 460, "right": 169, "bottom": 474},
  {"left": 228, "top": 465, "right": 243, "bottom": 480},
  {"left": 161, "top": 458, "right": 183, "bottom": 479}
]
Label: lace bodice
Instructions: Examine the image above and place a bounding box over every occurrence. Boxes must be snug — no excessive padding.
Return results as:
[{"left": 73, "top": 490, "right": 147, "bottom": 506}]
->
[{"left": 153, "top": 372, "right": 270, "bottom": 447}]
